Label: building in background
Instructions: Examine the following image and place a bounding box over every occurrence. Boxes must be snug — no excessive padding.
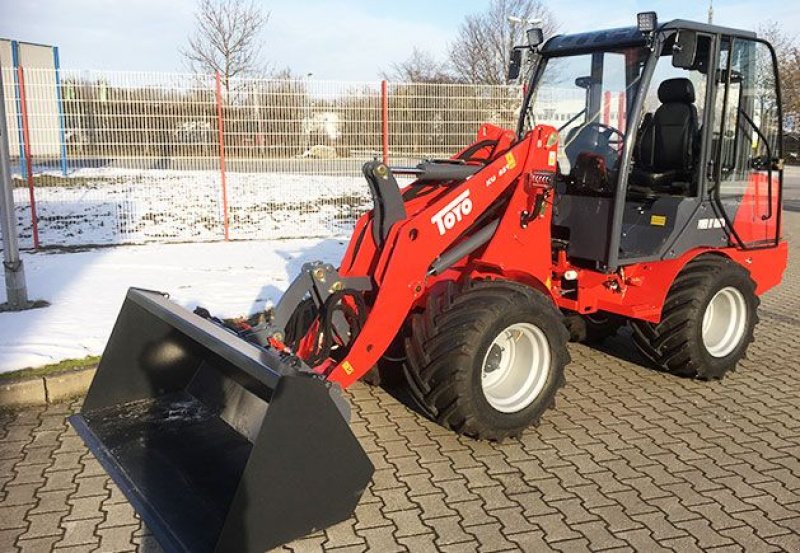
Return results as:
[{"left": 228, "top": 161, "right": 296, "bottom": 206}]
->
[{"left": 0, "top": 38, "right": 67, "bottom": 174}]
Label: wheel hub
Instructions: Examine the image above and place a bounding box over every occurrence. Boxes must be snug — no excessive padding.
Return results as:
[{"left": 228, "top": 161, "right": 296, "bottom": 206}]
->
[
  {"left": 702, "top": 286, "right": 748, "bottom": 358},
  {"left": 484, "top": 344, "right": 505, "bottom": 374},
  {"left": 481, "top": 322, "right": 550, "bottom": 413}
]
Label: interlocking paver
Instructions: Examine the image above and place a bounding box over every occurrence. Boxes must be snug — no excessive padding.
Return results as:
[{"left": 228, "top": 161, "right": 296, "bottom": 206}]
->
[
  {"left": 16, "top": 535, "right": 62, "bottom": 553},
  {"left": 426, "top": 515, "right": 474, "bottom": 546},
  {"left": 465, "top": 522, "right": 515, "bottom": 552},
  {"left": 95, "top": 524, "right": 139, "bottom": 552},
  {"left": 616, "top": 528, "right": 672, "bottom": 552},
  {"left": 29, "top": 489, "right": 72, "bottom": 515},
  {"left": 0, "top": 528, "right": 27, "bottom": 552},
  {"left": 322, "top": 518, "right": 364, "bottom": 549},
  {"left": 397, "top": 532, "right": 438, "bottom": 553},
  {"left": 719, "top": 526, "right": 781, "bottom": 553},
  {"left": 1, "top": 505, "right": 32, "bottom": 531},
  {"left": 2, "top": 211, "right": 800, "bottom": 552},
  {"left": 356, "top": 525, "right": 406, "bottom": 552},
  {"left": 20, "top": 512, "right": 65, "bottom": 540},
  {"left": 56, "top": 517, "right": 102, "bottom": 548},
  {"left": 2, "top": 483, "right": 39, "bottom": 508},
  {"left": 766, "top": 533, "right": 800, "bottom": 552}
]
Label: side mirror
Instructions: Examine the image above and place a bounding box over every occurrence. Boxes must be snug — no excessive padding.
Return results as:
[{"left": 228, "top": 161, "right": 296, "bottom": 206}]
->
[
  {"left": 508, "top": 48, "right": 523, "bottom": 81},
  {"left": 574, "top": 76, "right": 595, "bottom": 89},
  {"left": 672, "top": 31, "right": 698, "bottom": 69}
]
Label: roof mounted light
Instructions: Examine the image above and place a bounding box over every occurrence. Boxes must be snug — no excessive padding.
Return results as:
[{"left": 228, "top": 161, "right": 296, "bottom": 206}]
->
[
  {"left": 637, "top": 12, "right": 658, "bottom": 33},
  {"left": 527, "top": 27, "right": 544, "bottom": 47}
]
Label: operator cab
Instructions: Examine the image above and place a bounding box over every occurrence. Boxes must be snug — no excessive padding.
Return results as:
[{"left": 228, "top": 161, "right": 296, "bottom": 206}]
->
[{"left": 518, "top": 14, "right": 783, "bottom": 270}]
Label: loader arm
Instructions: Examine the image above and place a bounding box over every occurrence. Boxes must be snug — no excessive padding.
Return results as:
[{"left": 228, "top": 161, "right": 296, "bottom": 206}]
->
[{"left": 324, "top": 124, "right": 560, "bottom": 388}]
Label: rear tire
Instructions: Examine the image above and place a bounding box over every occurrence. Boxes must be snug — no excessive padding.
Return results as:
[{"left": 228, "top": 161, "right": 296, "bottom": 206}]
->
[
  {"left": 564, "top": 311, "right": 625, "bottom": 343},
  {"left": 403, "top": 280, "right": 569, "bottom": 441},
  {"left": 631, "top": 256, "right": 759, "bottom": 380}
]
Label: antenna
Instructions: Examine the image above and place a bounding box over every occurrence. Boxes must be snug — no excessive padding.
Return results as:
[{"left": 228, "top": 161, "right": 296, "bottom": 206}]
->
[{"left": 708, "top": 0, "right": 714, "bottom": 24}]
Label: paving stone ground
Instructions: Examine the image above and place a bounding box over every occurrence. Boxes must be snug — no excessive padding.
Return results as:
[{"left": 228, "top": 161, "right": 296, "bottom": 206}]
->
[{"left": 2, "top": 211, "right": 800, "bottom": 553}]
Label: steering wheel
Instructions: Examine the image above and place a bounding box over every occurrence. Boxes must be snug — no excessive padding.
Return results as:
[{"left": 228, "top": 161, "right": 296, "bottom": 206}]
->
[
  {"left": 564, "top": 122, "right": 626, "bottom": 169},
  {"left": 588, "top": 122, "right": 625, "bottom": 146}
]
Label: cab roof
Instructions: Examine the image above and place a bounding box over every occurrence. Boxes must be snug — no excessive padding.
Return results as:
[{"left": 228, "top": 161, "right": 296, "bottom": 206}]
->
[{"left": 541, "top": 19, "right": 758, "bottom": 56}]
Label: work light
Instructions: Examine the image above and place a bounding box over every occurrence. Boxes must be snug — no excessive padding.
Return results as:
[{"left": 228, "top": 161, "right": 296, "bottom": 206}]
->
[
  {"left": 637, "top": 12, "right": 658, "bottom": 33},
  {"left": 527, "top": 28, "right": 544, "bottom": 47}
]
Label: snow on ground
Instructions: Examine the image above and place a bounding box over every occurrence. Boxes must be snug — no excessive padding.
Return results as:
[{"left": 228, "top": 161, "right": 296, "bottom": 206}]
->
[
  {"left": 0, "top": 238, "right": 347, "bottom": 374},
  {"left": 8, "top": 168, "right": 373, "bottom": 248}
]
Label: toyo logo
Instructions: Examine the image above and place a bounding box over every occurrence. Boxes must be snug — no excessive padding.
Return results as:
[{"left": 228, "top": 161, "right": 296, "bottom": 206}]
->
[{"left": 431, "top": 190, "right": 473, "bottom": 235}]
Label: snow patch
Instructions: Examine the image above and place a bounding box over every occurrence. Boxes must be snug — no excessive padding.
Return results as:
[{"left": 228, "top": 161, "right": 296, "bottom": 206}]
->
[
  {"left": 0, "top": 238, "right": 347, "bottom": 374},
  {"left": 8, "top": 168, "right": 372, "bottom": 248}
]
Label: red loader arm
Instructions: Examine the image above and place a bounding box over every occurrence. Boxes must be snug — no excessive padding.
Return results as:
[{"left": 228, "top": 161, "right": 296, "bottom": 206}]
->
[{"left": 321, "top": 124, "right": 560, "bottom": 387}]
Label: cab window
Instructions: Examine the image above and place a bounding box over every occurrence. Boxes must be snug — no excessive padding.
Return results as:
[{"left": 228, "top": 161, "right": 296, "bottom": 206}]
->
[
  {"left": 628, "top": 34, "right": 712, "bottom": 197},
  {"left": 523, "top": 48, "right": 648, "bottom": 196}
]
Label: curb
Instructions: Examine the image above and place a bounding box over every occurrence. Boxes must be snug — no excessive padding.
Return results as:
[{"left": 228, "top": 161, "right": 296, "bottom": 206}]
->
[{"left": 0, "top": 366, "right": 97, "bottom": 408}]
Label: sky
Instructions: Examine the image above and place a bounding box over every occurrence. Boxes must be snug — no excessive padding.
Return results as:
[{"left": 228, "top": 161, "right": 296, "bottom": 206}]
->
[{"left": 1, "top": 0, "right": 799, "bottom": 80}]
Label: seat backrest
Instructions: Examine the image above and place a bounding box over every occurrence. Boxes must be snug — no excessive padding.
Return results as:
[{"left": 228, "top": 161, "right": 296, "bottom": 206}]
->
[{"left": 635, "top": 78, "right": 698, "bottom": 174}]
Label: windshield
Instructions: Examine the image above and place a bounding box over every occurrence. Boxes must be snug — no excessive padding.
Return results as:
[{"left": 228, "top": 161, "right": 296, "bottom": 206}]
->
[{"left": 521, "top": 47, "right": 649, "bottom": 181}]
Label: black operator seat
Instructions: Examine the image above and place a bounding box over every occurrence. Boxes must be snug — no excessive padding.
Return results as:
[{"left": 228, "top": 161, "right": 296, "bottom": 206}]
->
[{"left": 630, "top": 78, "right": 699, "bottom": 193}]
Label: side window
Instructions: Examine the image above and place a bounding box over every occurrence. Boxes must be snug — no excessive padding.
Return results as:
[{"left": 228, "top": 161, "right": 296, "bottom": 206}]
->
[
  {"left": 715, "top": 38, "right": 781, "bottom": 199},
  {"left": 643, "top": 37, "right": 710, "bottom": 120},
  {"left": 630, "top": 34, "right": 711, "bottom": 196}
]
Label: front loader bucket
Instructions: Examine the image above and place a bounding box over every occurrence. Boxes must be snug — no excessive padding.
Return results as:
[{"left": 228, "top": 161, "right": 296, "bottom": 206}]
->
[{"left": 69, "top": 288, "right": 374, "bottom": 553}]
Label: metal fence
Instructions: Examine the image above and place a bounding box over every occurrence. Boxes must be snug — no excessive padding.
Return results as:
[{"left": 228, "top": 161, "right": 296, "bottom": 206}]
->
[{"left": 2, "top": 68, "right": 523, "bottom": 248}]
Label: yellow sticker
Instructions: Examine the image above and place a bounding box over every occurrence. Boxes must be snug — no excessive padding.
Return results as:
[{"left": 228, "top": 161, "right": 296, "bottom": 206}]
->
[
  {"left": 548, "top": 150, "right": 557, "bottom": 167},
  {"left": 546, "top": 132, "right": 559, "bottom": 147},
  {"left": 505, "top": 152, "right": 517, "bottom": 170},
  {"left": 650, "top": 215, "right": 667, "bottom": 226},
  {"left": 341, "top": 360, "right": 355, "bottom": 375}
]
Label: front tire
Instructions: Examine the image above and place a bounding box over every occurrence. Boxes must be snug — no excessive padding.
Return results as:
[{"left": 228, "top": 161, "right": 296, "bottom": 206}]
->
[
  {"left": 403, "top": 280, "right": 569, "bottom": 441},
  {"left": 631, "top": 256, "right": 759, "bottom": 380}
]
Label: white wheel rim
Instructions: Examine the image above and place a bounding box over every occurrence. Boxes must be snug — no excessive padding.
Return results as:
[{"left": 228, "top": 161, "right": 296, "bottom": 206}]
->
[
  {"left": 481, "top": 322, "right": 550, "bottom": 413},
  {"left": 702, "top": 286, "right": 748, "bottom": 358}
]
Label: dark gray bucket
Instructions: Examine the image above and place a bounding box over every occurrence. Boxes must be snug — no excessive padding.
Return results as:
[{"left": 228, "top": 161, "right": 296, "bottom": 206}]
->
[{"left": 69, "top": 288, "right": 373, "bottom": 553}]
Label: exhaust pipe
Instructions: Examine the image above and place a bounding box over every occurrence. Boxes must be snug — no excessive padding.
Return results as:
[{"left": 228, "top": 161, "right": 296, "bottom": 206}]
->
[{"left": 70, "top": 288, "right": 373, "bottom": 553}]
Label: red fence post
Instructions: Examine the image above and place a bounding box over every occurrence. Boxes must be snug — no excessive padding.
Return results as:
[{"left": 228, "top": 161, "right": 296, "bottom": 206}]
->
[
  {"left": 215, "top": 71, "right": 230, "bottom": 241},
  {"left": 602, "top": 90, "right": 612, "bottom": 127},
  {"left": 617, "top": 92, "right": 626, "bottom": 135},
  {"left": 381, "top": 80, "right": 389, "bottom": 165},
  {"left": 17, "top": 66, "right": 39, "bottom": 249}
]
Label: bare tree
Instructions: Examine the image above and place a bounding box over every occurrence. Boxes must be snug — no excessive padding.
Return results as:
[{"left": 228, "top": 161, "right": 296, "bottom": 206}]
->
[
  {"left": 381, "top": 47, "right": 455, "bottom": 83},
  {"left": 759, "top": 21, "right": 800, "bottom": 120},
  {"left": 449, "top": 0, "right": 558, "bottom": 85},
  {"left": 182, "top": 0, "right": 269, "bottom": 89}
]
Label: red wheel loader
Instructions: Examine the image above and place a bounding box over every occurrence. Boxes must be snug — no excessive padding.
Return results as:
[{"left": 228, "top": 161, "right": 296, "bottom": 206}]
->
[{"left": 71, "top": 13, "right": 787, "bottom": 553}]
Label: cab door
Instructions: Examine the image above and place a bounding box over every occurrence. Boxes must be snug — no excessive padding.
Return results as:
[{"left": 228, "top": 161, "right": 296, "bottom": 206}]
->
[{"left": 709, "top": 35, "right": 783, "bottom": 248}]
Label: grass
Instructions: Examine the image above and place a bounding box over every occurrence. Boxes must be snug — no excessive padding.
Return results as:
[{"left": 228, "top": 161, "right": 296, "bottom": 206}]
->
[{"left": 0, "top": 356, "right": 101, "bottom": 382}]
